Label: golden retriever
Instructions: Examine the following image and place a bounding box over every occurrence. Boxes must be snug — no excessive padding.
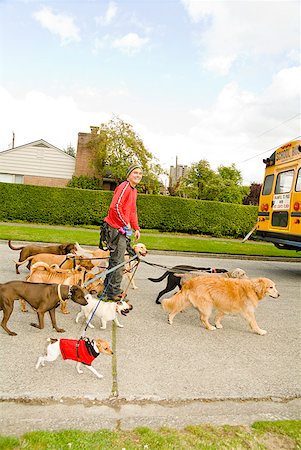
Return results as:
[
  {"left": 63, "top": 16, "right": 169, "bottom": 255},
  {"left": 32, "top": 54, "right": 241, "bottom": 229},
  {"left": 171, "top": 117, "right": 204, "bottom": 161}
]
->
[
  {"left": 162, "top": 277, "right": 279, "bottom": 335},
  {"left": 124, "top": 243, "right": 148, "bottom": 289}
]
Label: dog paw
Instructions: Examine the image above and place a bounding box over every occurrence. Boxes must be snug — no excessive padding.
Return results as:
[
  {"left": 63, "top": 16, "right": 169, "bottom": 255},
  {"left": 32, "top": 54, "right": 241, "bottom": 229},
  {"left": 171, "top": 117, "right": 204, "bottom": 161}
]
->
[
  {"left": 215, "top": 324, "right": 223, "bottom": 329},
  {"left": 207, "top": 325, "right": 216, "bottom": 331},
  {"left": 117, "top": 324, "right": 124, "bottom": 328},
  {"left": 97, "top": 374, "right": 103, "bottom": 379},
  {"left": 56, "top": 328, "right": 65, "bottom": 333},
  {"left": 88, "top": 323, "right": 95, "bottom": 329},
  {"left": 257, "top": 329, "right": 267, "bottom": 335}
]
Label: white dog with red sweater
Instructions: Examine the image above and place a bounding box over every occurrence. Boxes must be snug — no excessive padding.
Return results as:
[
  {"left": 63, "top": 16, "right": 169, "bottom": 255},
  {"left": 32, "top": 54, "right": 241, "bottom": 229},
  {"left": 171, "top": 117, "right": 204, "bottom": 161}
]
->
[{"left": 36, "top": 337, "right": 113, "bottom": 378}]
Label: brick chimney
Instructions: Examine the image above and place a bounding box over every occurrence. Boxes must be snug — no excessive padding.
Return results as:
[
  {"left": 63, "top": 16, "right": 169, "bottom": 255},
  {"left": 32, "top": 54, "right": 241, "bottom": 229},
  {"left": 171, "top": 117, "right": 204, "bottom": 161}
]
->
[{"left": 74, "top": 131, "right": 97, "bottom": 177}]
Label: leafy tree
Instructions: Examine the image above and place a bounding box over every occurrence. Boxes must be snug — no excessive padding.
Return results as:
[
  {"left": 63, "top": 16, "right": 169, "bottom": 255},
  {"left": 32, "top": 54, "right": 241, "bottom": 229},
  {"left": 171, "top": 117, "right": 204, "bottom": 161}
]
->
[
  {"left": 64, "top": 143, "right": 76, "bottom": 157},
  {"left": 174, "top": 159, "right": 249, "bottom": 204},
  {"left": 89, "top": 116, "right": 163, "bottom": 190},
  {"left": 243, "top": 182, "right": 261, "bottom": 205}
]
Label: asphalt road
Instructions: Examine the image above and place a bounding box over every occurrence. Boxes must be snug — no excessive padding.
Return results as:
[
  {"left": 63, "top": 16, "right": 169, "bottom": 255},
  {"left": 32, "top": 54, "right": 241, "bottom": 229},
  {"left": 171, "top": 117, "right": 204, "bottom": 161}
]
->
[{"left": 0, "top": 240, "right": 300, "bottom": 434}]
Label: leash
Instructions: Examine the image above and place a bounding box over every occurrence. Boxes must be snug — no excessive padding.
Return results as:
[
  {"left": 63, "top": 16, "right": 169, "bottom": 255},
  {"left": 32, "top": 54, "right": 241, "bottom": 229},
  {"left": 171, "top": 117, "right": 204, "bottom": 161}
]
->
[
  {"left": 140, "top": 259, "right": 215, "bottom": 274},
  {"left": 80, "top": 254, "right": 139, "bottom": 337}
]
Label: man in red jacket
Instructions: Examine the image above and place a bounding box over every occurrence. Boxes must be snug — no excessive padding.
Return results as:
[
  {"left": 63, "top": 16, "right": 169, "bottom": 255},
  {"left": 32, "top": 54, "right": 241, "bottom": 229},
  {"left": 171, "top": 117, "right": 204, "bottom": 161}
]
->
[{"left": 101, "top": 163, "right": 143, "bottom": 300}]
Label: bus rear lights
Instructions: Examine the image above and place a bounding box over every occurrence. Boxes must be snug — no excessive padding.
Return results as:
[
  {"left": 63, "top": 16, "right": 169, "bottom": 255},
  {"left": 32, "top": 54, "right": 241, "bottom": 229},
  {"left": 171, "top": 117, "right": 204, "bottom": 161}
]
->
[
  {"left": 294, "top": 219, "right": 300, "bottom": 224},
  {"left": 261, "top": 203, "right": 269, "bottom": 211},
  {"left": 293, "top": 202, "right": 300, "bottom": 211},
  {"left": 260, "top": 217, "right": 265, "bottom": 222}
]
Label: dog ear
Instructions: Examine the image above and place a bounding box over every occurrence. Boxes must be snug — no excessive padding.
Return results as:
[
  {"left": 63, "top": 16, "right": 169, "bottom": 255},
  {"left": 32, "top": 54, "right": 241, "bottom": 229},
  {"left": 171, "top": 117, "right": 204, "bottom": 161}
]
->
[{"left": 251, "top": 278, "right": 267, "bottom": 298}]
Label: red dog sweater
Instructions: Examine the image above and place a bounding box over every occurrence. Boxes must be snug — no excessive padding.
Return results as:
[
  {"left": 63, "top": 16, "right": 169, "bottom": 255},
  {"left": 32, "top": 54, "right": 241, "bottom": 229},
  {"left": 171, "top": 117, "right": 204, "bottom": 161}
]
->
[{"left": 59, "top": 338, "right": 99, "bottom": 366}]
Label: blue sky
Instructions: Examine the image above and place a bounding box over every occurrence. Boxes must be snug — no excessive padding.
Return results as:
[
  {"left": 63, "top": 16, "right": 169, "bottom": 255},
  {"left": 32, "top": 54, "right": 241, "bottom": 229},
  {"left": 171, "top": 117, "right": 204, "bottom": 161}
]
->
[{"left": 0, "top": 0, "right": 300, "bottom": 185}]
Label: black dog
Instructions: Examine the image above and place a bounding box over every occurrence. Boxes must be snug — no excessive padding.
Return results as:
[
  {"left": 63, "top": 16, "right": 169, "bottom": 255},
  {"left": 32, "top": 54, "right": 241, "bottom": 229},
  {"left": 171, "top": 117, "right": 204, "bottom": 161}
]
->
[{"left": 148, "top": 265, "right": 227, "bottom": 304}]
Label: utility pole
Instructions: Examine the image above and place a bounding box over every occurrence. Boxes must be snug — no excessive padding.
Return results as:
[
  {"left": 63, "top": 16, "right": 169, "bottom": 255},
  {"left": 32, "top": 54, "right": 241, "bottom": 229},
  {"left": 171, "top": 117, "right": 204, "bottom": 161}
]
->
[{"left": 12, "top": 131, "right": 15, "bottom": 149}]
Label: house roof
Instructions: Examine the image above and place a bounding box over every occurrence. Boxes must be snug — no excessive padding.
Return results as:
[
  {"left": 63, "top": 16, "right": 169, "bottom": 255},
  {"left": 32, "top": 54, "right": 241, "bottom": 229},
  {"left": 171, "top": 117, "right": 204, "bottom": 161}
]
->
[{"left": 0, "top": 139, "right": 74, "bottom": 161}]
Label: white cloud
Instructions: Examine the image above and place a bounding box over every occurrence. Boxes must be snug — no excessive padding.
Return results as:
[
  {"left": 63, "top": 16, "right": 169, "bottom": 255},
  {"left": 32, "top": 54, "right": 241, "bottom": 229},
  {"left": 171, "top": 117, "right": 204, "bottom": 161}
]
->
[
  {"left": 95, "top": 1, "right": 118, "bottom": 25},
  {"left": 0, "top": 66, "right": 299, "bottom": 185},
  {"left": 181, "top": 0, "right": 300, "bottom": 75},
  {"left": 112, "top": 33, "right": 149, "bottom": 54},
  {"left": 33, "top": 7, "right": 80, "bottom": 45}
]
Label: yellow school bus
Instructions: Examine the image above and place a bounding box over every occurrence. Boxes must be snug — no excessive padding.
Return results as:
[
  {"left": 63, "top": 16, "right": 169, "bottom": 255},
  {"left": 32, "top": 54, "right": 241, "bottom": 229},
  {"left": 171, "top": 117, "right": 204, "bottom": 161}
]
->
[{"left": 256, "top": 139, "right": 301, "bottom": 250}]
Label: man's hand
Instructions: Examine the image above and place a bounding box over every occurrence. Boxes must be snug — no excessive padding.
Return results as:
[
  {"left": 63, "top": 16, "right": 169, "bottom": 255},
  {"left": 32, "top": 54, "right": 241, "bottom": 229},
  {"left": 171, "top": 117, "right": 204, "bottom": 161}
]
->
[{"left": 134, "top": 230, "right": 140, "bottom": 241}]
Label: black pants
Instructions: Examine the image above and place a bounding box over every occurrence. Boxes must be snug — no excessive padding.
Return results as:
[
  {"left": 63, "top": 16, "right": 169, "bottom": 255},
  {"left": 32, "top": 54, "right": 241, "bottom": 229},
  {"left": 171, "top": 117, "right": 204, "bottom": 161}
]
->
[{"left": 102, "top": 223, "right": 127, "bottom": 298}]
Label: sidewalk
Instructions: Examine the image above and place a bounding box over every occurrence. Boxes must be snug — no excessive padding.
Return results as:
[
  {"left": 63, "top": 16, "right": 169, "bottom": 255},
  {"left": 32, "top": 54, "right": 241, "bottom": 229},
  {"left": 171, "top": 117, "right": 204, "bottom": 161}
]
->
[{"left": 0, "top": 244, "right": 300, "bottom": 434}]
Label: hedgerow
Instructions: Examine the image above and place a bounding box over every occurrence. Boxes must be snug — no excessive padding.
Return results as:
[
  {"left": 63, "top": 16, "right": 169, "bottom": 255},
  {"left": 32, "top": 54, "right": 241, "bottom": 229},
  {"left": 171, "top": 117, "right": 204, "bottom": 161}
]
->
[{"left": 0, "top": 183, "right": 257, "bottom": 238}]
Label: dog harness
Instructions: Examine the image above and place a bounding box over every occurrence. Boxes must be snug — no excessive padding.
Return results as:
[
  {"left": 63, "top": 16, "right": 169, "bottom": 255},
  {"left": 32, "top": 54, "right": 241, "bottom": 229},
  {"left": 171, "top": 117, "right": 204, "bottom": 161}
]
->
[{"left": 59, "top": 338, "right": 99, "bottom": 366}]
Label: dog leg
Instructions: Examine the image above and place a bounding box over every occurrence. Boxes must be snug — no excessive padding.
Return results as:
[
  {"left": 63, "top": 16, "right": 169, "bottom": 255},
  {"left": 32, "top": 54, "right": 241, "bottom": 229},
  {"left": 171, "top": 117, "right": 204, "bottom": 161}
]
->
[
  {"left": 20, "top": 299, "right": 28, "bottom": 312},
  {"left": 75, "top": 310, "right": 83, "bottom": 323},
  {"left": 100, "top": 319, "right": 107, "bottom": 330},
  {"left": 76, "top": 362, "right": 84, "bottom": 374},
  {"left": 48, "top": 308, "right": 65, "bottom": 333},
  {"left": 241, "top": 310, "right": 267, "bottom": 335},
  {"left": 60, "top": 299, "right": 69, "bottom": 315},
  {"left": 167, "top": 311, "right": 179, "bottom": 325},
  {"left": 215, "top": 311, "right": 225, "bottom": 329},
  {"left": 114, "top": 317, "right": 124, "bottom": 328},
  {"left": 36, "top": 342, "right": 60, "bottom": 369},
  {"left": 1, "top": 301, "right": 17, "bottom": 336},
  {"left": 199, "top": 312, "right": 216, "bottom": 331},
  {"left": 30, "top": 310, "right": 46, "bottom": 330},
  {"left": 85, "top": 365, "right": 103, "bottom": 379}
]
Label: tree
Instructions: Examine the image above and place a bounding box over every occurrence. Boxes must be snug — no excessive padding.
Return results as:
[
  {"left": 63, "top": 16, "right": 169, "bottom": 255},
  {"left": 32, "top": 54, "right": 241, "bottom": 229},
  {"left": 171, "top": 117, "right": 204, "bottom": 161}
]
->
[
  {"left": 243, "top": 182, "right": 261, "bottom": 205},
  {"left": 89, "top": 116, "right": 163, "bottom": 190},
  {"left": 174, "top": 159, "right": 249, "bottom": 204},
  {"left": 64, "top": 143, "right": 76, "bottom": 157}
]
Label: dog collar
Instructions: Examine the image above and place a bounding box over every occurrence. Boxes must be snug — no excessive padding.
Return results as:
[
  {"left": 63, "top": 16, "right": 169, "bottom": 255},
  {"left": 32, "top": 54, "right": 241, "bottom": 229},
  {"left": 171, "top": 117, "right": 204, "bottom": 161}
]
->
[{"left": 57, "top": 284, "right": 63, "bottom": 302}]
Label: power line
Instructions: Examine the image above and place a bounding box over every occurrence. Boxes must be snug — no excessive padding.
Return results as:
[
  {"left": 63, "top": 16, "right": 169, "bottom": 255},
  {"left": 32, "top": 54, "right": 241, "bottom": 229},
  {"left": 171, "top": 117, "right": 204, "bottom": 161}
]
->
[{"left": 240, "top": 135, "right": 301, "bottom": 163}]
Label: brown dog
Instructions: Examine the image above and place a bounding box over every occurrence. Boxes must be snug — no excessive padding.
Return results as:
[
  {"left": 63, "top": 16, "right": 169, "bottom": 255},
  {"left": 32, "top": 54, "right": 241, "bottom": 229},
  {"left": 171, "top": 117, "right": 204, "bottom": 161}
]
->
[
  {"left": 9, "top": 240, "right": 77, "bottom": 274},
  {"left": 15, "top": 253, "right": 94, "bottom": 272},
  {"left": 25, "top": 262, "right": 104, "bottom": 313},
  {"left": 162, "top": 277, "right": 279, "bottom": 335},
  {"left": 0, "top": 281, "right": 88, "bottom": 336}
]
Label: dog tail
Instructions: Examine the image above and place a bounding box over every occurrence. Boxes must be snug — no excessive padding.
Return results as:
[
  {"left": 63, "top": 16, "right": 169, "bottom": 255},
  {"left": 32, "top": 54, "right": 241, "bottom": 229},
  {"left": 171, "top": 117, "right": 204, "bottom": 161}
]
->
[
  {"left": 14, "top": 255, "right": 35, "bottom": 267},
  {"left": 8, "top": 240, "right": 25, "bottom": 251},
  {"left": 47, "top": 338, "right": 58, "bottom": 344},
  {"left": 148, "top": 271, "right": 170, "bottom": 283}
]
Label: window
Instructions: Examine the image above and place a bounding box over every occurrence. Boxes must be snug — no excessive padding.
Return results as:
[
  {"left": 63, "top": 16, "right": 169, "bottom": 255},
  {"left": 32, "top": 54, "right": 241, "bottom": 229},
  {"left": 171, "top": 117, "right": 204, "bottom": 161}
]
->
[
  {"left": 296, "top": 169, "right": 301, "bottom": 192},
  {"left": 262, "top": 174, "right": 274, "bottom": 195},
  {"left": 275, "top": 170, "right": 294, "bottom": 194},
  {"left": 0, "top": 173, "right": 24, "bottom": 184}
]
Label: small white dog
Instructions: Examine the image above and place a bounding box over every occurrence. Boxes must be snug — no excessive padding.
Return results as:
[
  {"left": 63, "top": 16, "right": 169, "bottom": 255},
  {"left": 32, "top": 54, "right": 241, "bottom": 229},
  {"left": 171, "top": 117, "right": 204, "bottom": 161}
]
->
[
  {"left": 76, "top": 295, "right": 133, "bottom": 330},
  {"left": 36, "top": 337, "right": 113, "bottom": 378}
]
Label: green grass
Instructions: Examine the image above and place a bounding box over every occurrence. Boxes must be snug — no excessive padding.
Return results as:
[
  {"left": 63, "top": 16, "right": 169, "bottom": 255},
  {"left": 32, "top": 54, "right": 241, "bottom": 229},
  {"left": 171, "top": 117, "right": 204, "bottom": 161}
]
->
[
  {"left": 0, "top": 421, "right": 300, "bottom": 449},
  {"left": 0, "top": 222, "right": 300, "bottom": 258}
]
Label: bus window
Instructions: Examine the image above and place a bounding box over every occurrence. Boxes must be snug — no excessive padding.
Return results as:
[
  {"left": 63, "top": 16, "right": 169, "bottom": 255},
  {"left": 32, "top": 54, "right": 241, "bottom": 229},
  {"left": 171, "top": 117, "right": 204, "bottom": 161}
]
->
[
  {"left": 275, "top": 170, "right": 294, "bottom": 194},
  {"left": 262, "top": 174, "right": 274, "bottom": 195},
  {"left": 296, "top": 169, "right": 301, "bottom": 192}
]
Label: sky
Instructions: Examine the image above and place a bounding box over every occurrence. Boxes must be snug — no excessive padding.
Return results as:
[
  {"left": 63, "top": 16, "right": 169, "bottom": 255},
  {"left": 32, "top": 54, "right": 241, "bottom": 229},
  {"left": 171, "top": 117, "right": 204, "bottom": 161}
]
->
[{"left": 0, "top": 0, "right": 300, "bottom": 186}]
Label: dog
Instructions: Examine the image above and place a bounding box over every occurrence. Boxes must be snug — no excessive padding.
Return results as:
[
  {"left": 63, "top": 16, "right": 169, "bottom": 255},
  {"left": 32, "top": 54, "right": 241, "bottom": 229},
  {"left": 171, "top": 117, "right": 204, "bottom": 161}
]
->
[
  {"left": 8, "top": 240, "right": 77, "bottom": 274},
  {"left": 76, "top": 294, "right": 133, "bottom": 330},
  {"left": 175, "top": 268, "right": 247, "bottom": 286},
  {"left": 162, "top": 277, "right": 279, "bottom": 335},
  {"left": 0, "top": 281, "right": 88, "bottom": 336},
  {"left": 15, "top": 253, "right": 94, "bottom": 272},
  {"left": 148, "top": 265, "right": 228, "bottom": 304},
  {"left": 124, "top": 243, "right": 148, "bottom": 290},
  {"left": 36, "top": 337, "right": 113, "bottom": 379},
  {"left": 74, "top": 243, "right": 110, "bottom": 268},
  {"left": 25, "top": 262, "right": 104, "bottom": 314}
]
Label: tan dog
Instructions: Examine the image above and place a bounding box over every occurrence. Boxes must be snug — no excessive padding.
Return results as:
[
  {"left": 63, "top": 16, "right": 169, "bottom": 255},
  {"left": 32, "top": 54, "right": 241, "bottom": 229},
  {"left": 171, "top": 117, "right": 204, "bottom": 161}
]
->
[
  {"left": 124, "top": 243, "right": 148, "bottom": 289},
  {"left": 0, "top": 281, "right": 88, "bottom": 336},
  {"left": 74, "top": 243, "right": 110, "bottom": 268},
  {"left": 15, "top": 253, "right": 94, "bottom": 272},
  {"left": 8, "top": 240, "right": 77, "bottom": 274},
  {"left": 175, "top": 268, "right": 247, "bottom": 286},
  {"left": 162, "top": 277, "right": 279, "bottom": 335},
  {"left": 25, "top": 262, "right": 103, "bottom": 314}
]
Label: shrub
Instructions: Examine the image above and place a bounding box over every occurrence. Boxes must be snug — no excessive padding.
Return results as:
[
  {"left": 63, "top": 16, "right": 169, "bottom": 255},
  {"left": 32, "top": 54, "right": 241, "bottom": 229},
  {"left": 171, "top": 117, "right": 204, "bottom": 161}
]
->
[{"left": 0, "top": 183, "right": 258, "bottom": 238}]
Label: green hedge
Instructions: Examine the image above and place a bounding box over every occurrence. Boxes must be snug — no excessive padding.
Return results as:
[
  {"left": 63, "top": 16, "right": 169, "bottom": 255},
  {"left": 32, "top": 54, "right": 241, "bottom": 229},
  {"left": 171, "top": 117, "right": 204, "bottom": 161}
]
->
[{"left": 0, "top": 183, "right": 258, "bottom": 238}]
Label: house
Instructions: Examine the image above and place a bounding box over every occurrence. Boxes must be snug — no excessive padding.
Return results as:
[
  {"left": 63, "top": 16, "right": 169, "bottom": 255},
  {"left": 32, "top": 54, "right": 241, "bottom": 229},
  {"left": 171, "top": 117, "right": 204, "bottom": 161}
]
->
[{"left": 0, "top": 139, "right": 75, "bottom": 187}]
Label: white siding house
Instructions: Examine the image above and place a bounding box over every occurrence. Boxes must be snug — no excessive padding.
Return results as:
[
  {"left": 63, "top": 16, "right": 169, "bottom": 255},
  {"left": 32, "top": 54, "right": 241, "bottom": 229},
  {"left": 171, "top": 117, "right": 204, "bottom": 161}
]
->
[{"left": 0, "top": 139, "right": 75, "bottom": 187}]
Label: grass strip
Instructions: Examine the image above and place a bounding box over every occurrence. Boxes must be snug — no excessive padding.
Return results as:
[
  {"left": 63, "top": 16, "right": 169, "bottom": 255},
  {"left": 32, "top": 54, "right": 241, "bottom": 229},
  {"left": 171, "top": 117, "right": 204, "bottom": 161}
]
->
[
  {"left": 0, "top": 420, "right": 300, "bottom": 449},
  {"left": 1, "top": 223, "right": 300, "bottom": 258}
]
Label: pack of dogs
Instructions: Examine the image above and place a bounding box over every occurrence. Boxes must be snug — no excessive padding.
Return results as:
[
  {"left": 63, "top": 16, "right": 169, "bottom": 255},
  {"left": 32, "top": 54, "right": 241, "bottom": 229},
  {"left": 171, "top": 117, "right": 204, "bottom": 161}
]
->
[{"left": 1, "top": 239, "right": 280, "bottom": 378}]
